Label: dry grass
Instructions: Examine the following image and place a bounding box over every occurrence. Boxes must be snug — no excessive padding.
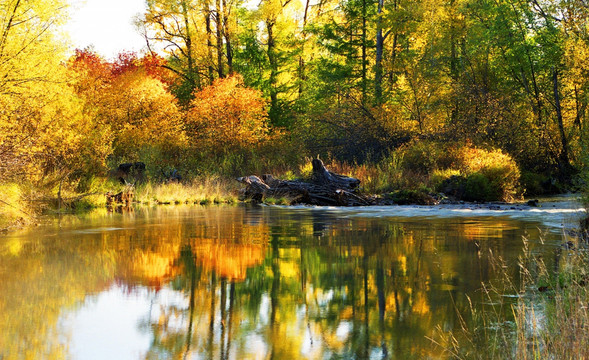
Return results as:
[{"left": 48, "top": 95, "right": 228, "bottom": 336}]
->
[
  {"left": 134, "top": 176, "right": 240, "bottom": 205},
  {"left": 322, "top": 155, "right": 432, "bottom": 194},
  {"left": 434, "top": 235, "right": 589, "bottom": 359}
]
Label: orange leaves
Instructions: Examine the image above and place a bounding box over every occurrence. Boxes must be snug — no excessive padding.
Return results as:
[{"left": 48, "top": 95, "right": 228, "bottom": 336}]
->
[
  {"left": 69, "top": 49, "right": 185, "bottom": 163},
  {"left": 187, "top": 75, "right": 271, "bottom": 151}
]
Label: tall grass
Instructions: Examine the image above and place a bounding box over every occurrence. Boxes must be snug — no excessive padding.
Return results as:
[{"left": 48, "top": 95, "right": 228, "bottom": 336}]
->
[
  {"left": 435, "top": 233, "right": 589, "bottom": 359},
  {"left": 134, "top": 176, "right": 239, "bottom": 205},
  {"left": 322, "top": 152, "right": 429, "bottom": 194}
]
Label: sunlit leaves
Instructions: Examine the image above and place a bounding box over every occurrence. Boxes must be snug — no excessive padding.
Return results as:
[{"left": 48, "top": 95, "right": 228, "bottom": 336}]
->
[
  {"left": 187, "top": 75, "right": 271, "bottom": 151},
  {"left": 70, "top": 49, "right": 185, "bottom": 165},
  {"left": 0, "top": 0, "right": 108, "bottom": 183}
]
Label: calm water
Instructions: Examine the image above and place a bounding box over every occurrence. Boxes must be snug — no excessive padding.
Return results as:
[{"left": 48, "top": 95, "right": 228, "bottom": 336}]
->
[{"left": 0, "top": 201, "right": 583, "bottom": 359}]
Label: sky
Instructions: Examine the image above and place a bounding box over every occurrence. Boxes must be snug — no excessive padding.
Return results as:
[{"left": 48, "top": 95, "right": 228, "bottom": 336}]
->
[{"left": 65, "top": 0, "right": 148, "bottom": 60}]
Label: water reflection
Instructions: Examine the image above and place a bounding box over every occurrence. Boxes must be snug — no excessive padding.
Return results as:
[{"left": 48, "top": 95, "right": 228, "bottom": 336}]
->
[{"left": 0, "top": 205, "right": 561, "bottom": 359}]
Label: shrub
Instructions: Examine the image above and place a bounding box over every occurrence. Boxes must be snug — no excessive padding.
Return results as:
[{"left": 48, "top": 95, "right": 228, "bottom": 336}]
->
[
  {"left": 386, "top": 189, "right": 437, "bottom": 205},
  {"left": 437, "top": 175, "right": 467, "bottom": 199},
  {"left": 430, "top": 169, "right": 461, "bottom": 191},
  {"left": 187, "top": 75, "right": 271, "bottom": 152},
  {"left": 464, "top": 173, "right": 494, "bottom": 202},
  {"left": 401, "top": 141, "right": 440, "bottom": 173},
  {"left": 520, "top": 171, "right": 549, "bottom": 196},
  {"left": 456, "top": 147, "right": 521, "bottom": 201}
]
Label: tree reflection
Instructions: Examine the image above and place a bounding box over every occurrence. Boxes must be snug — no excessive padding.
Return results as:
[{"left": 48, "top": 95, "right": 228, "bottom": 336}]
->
[{"left": 0, "top": 206, "right": 557, "bottom": 359}]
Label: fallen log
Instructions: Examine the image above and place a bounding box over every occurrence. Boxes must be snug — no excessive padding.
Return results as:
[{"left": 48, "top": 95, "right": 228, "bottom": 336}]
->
[
  {"left": 106, "top": 186, "right": 134, "bottom": 206},
  {"left": 237, "top": 159, "right": 371, "bottom": 206}
]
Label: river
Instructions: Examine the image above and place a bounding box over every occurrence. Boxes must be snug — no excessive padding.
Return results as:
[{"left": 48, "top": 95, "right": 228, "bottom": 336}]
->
[{"left": 0, "top": 198, "right": 584, "bottom": 359}]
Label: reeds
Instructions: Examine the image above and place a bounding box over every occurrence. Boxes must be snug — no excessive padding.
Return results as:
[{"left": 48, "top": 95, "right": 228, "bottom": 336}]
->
[{"left": 435, "top": 234, "right": 589, "bottom": 359}]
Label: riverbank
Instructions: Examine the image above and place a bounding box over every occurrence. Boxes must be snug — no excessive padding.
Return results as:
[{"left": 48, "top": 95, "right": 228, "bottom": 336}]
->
[{"left": 0, "top": 177, "right": 242, "bottom": 232}]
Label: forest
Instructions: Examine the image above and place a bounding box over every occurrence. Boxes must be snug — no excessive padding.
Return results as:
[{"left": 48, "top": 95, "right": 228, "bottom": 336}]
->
[{"left": 1, "top": 0, "right": 589, "bottom": 224}]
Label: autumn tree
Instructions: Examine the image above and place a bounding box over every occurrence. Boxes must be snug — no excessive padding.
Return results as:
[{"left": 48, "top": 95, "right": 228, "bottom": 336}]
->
[
  {"left": 141, "top": 0, "right": 238, "bottom": 104},
  {"left": 186, "top": 75, "right": 271, "bottom": 151},
  {"left": 70, "top": 50, "right": 186, "bottom": 170},
  {"left": 0, "top": 0, "right": 110, "bottom": 186}
]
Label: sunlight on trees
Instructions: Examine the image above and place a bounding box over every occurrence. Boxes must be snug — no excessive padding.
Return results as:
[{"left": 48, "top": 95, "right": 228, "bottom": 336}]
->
[
  {"left": 0, "top": 0, "right": 589, "bottom": 213},
  {"left": 187, "top": 75, "right": 271, "bottom": 151}
]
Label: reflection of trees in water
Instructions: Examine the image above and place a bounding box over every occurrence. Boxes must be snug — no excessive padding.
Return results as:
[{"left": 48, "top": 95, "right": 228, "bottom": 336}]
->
[
  {"left": 0, "top": 207, "right": 555, "bottom": 359},
  {"left": 141, "top": 213, "right": 548, "bottom": 359}
]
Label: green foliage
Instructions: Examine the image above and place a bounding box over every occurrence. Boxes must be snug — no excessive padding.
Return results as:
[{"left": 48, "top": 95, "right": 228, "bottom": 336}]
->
[
  {"left": 386, "top": 189, "right": 436, "bottom": 205},
  {"left": 437, "top": 175, "right": 467, "bottom": 199},
  {"left": 3, "top": 0, "right": 587, "bottom": 217},
  {"left": 464, "top": 173, "right": 493, "bottom": 202},
  {"left": 394, "top": 144, "right": 521, "bottom": 202},
  {"left": 520, "top": 171, "right": 551, "bottom": 196},
  {"left": 401, "top": 141, "right": 440, "bottom": 173},
  {"left": 456, "top": 147, "right": 521, "bottom": 201},
  {"left": 430, "top": 169, "right": 461, "bottom": 190}
]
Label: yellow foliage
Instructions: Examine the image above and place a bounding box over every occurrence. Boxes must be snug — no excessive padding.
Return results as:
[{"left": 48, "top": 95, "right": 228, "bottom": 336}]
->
[
  {"left": 187, "top": 75, "right": 271, "bottom": 151},
  {"left": 456, "top": 146, "right": 521, "bottom": 201},
  {"left": 110, "top": 73, "right": 186, "bottom": 160},
  {"left": 70, "top": 52, "right": 186, "bottom": 164},
  {"left": 0, "top": 1, "right": 113, "bottom": 185}
]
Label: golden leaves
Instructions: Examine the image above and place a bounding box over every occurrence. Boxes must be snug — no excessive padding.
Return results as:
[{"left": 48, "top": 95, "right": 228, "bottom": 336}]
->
[{"left": 187, "top": 75, "right": 271, "bottom": 151}]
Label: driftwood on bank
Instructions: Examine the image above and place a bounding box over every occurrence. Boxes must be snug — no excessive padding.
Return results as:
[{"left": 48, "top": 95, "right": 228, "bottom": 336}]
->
[
  {"left": 106, "top": 186, "right": 134, "bottom": 206},
  {"left": 237, "top": 158, "right": 372, "bottom": 206}
]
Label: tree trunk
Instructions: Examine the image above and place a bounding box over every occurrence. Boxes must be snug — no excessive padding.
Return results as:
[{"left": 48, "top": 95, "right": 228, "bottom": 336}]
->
[
  {"left": 361, "top": 0, "right": 367, "bottom": 104},
  {"left": 181, "top": 0, "right": 200, "bottom": 90},
  {"left": 553, "top": 67, "right": 571, "bottom": 173},
  {"left": 215, "top": 0, "right": 224, "bottom": 78},
  {"left": 222, "top": 0, "right": 233, "bottom": 74},
  {"left": 205, "top": 1, "right": 215, "bottom": 84},
  {"left": 375, "top": 0, "right": 385, "bottom": 104},
  {"left": 298, "top": 0, "right": 311, "bottom": 99},
  {"left": 266, "top": 20, "right": 278, "bottom": 121}
]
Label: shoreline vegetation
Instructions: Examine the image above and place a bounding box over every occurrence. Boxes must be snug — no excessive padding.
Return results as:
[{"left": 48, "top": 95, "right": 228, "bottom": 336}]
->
[
  {"left": 2, "top": 2, "right": 587, "bottom": 235},
  {"left": 0, "top": 150, "right": 576, "bottom": 232},
  {"left": 0, "top": 148, "right": 583, "bottom": 232}
]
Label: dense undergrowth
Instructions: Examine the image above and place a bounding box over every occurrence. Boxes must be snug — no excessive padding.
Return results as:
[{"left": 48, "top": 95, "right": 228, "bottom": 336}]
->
[{"left": 0, "top": 138, "right": 577, "bottom": 231}]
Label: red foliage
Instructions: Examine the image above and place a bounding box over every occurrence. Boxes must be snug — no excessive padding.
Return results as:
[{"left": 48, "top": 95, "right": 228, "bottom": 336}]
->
[
  {"left": 70, "top": 48, "right": 111, "bottom": 78},
  {"left": 111, "top": 51, "right": 139, "bottom": 76}
]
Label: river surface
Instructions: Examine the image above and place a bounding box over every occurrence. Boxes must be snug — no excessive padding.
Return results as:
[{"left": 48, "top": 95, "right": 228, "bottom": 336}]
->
[{"left": 0, "top": 198, "right": 584, "bottom": 359}]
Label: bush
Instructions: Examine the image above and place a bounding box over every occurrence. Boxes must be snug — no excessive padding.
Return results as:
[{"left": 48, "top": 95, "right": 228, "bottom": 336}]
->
[
  {"left": 430, "top": 146, "right": 521, "bottom": 202},
  {"left": 187, "top": 75, "right": 271, "bottom": 152},
  {"left": 386, "top": 189, "right": 437, "bottom": 205},
  {"left": 520, "top": 171, "right": 549, "bottom": 196},
  {"left": 430, "top": 169, "right": 461, "bottom": 191},
  {"left": 464, "top": 173, "right": 494, "bottom": 202},
  {"left": 456, "top": 147, "right": 521, "bottom": 201},
  {"left": 401, "top": 141, "right": 440, "bottom": 173},
  {"left": 437, "top": 175, "right": 467, "bottom": 199}
]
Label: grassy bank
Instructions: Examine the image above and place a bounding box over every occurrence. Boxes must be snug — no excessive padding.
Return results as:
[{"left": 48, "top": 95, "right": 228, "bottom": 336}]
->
[
  {"left": 0, "top": 176, "right": 242, "bottom": 228},
  {"left": 134, "top": 177, "right": 240, "bottom": 205},
  {"left": 0, "top": 144, "right": 575, "bottom": 231}
]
